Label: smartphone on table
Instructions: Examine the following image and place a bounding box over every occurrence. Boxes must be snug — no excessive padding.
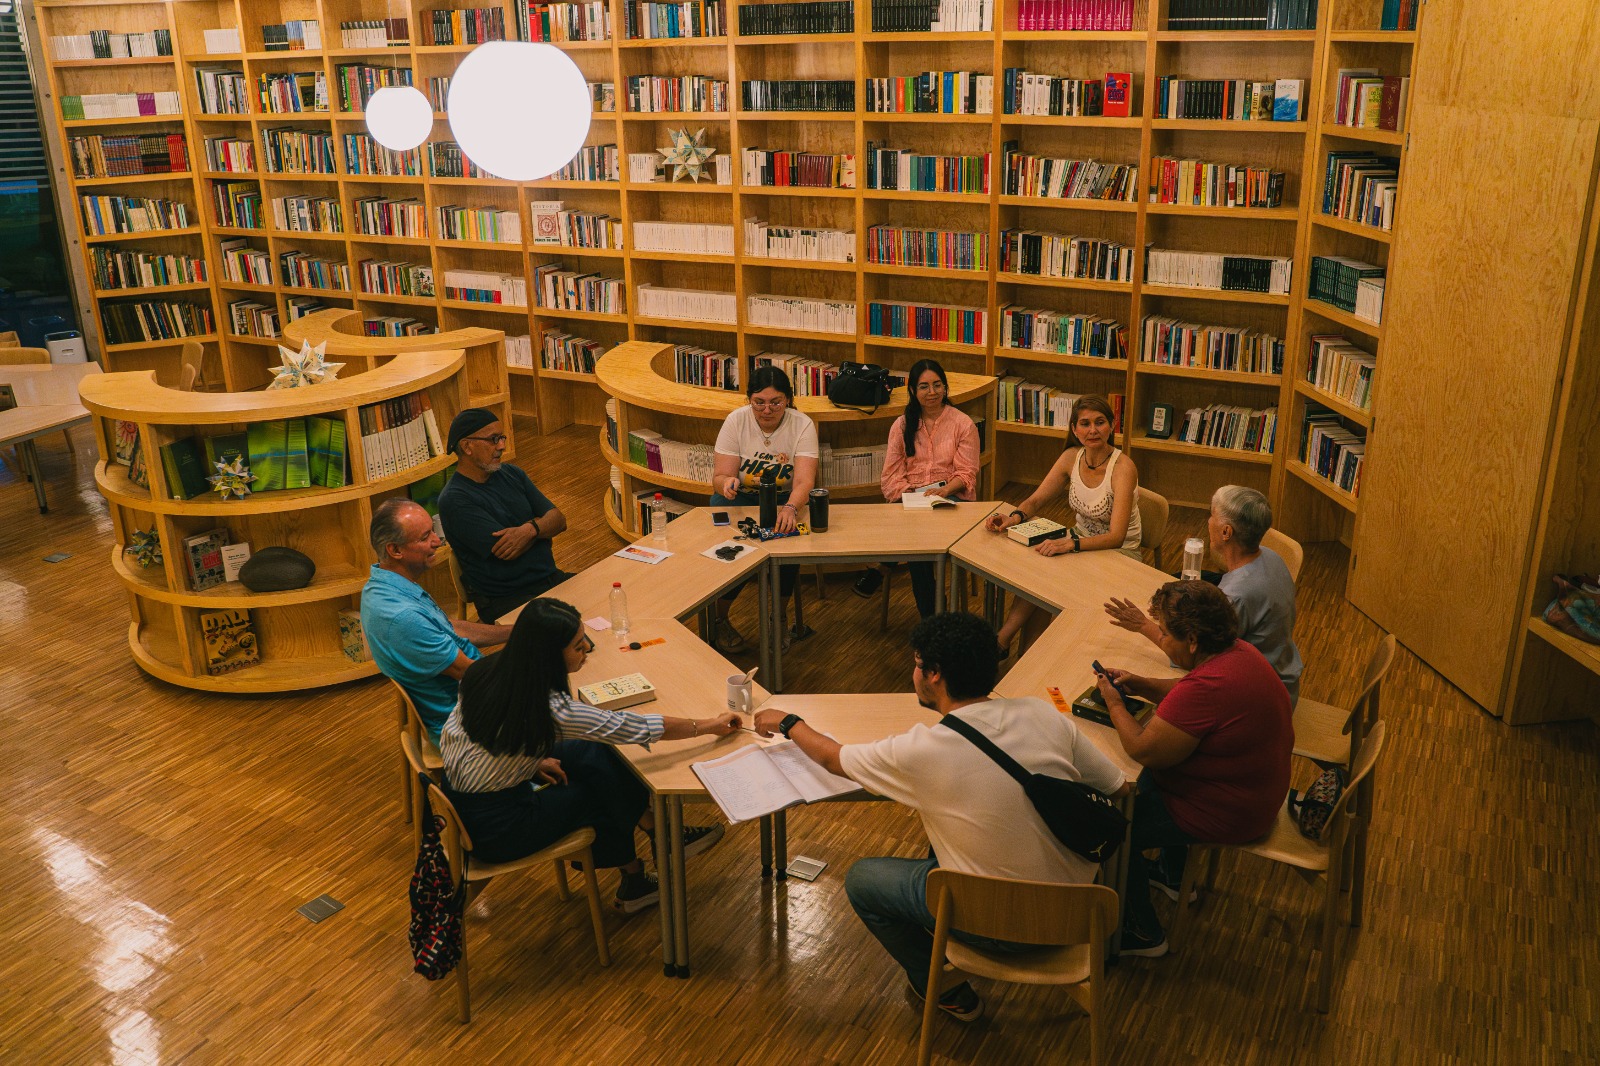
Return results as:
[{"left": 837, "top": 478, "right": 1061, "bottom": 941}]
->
[{"left": 711, "top": 511, "right": 730, "bottom": 526}]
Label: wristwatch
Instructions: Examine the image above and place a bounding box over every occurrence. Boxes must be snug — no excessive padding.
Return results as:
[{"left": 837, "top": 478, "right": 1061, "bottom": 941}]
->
[
  {"left": 1009, "top": 509, "right": 1027, "bottom": 522},
  {"left": 778, "top": 713, "right": 804, "bottom": 738},
  {"left": 1070, "top": 531, "right": 1081, "bottom": 553}
]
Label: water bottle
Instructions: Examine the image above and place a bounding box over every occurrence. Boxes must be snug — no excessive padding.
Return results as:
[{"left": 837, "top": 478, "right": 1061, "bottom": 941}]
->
[
  {"left": 1182, "top": 537, "right": 1205, "bottom": 581},
  {"left": 610, "top": 581, "right": 630, "bottom": 636},
  {"left": 650, "top": 493, "right": 668, "bottom": 546},
  {"left": 758, "top": 472, "right": 778, "bottom": 529}
]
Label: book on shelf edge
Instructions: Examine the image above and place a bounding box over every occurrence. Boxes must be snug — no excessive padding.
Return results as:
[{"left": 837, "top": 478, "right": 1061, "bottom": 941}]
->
[
  {"left": 200, "top": 607, "right": 259, "bottom": 675},
  {"left": 183, "top": 528, "right": 230, "bottom": 591}
]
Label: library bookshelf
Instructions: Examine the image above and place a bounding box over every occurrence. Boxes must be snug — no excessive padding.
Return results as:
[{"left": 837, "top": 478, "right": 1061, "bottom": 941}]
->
[
  {"left": 597, "top": 339, "right": 994, "bottom": 537},
  {"left": 35, "top": 0, "right": 1421, "bottom": 533},
  {"left": 78, "top": 349, "right": 469, "bottom": 692}
]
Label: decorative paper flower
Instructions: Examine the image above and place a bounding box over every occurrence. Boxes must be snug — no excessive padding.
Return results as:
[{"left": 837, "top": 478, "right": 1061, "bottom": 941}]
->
[
  {"left": 658, "top": 127, "right": 716, "bottom": 183},
  {"left": 124, "top": 528, "right": 162, "bottom": 568},
  {"left": 208, "top": 455, "right": 257, "bottom": 500},
  {"left": 267, "top": 340, "right": 344, "bottom": 390}
]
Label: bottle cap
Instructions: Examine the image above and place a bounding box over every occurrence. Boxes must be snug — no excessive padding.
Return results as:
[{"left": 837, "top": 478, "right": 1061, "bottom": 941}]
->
[
  {"left": 1185, "top": 537, "right": 1205, "bottom": 552},
  {"left": 654, "top": 493, "right": 662, "bottom": 500},
  {"left": 612, "top": 581, "right": 621, "bottom": 588}
]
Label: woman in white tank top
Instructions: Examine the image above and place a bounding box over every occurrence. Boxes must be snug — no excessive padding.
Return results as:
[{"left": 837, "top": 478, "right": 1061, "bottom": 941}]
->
[{"left": 981, "top": 394, "right": 1143, "bottom": 655}]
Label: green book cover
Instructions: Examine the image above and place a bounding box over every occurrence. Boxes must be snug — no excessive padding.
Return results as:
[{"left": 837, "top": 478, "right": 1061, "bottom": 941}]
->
[
  {"left": 203, "top": 430, "right": 249, "bottom": 472},
  {"left": 305, "top": 416, "right": 332, "bottom": 487},
  {"left": 407, "top": 465, "right": 454, "bottom": 517},
  {"left": 325, "top": 418, "right": 348, "bottom": 488},
  {"left": 283, "top": 418, "right": 311, "bottom": 490},
  {"left": 247, "top": 420, "right": 286, "bottom": 492},
  {"left": 159, "top": 436, "right": 211, "bottom": 500}
]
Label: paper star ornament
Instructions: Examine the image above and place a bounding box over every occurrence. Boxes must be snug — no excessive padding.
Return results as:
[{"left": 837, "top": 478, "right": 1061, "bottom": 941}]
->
[
  {"left": 208, "top": 454, "right": 257, "bottom": 500},
  {"left": 267, "top": 340, "right": 344, "bottom": 390},
  {"left": 124, "top": 527, "right": 163, "bottom": 568},
  {"left": 658, "top": 127, "right": 716, "bottom": 183}
]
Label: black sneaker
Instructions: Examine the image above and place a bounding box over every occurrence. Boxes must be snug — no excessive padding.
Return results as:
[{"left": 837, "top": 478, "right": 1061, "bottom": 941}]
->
[
  {"left": 853, "top": 568, "right": 884, "bottom": 598},
  {"left": 1118, "top": 926, "right": 1170, "bottom": 958},
  {"left": 614, "top": 871, "right": 660, "bottom": 914},
  {"left": 908, "top": 979, "right": 985, "bottom": 1023}
]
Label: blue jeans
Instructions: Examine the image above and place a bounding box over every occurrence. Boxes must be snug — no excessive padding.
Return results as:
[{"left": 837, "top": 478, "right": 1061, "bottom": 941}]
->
[
  {"left": 845, "top": 855, "right": 1043, "bottom": 996},
  {"left": 1124, "top": 771, "right": 1199, "bottom": 939}
]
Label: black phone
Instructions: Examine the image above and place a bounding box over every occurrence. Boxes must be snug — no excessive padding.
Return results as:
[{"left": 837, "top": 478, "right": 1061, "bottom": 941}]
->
[
  {"left": 1091, "top": 660, "right": 1128, "bottom": 699},
  {"left": 711, "top": 511, "right": 730, "bottom": 526}
]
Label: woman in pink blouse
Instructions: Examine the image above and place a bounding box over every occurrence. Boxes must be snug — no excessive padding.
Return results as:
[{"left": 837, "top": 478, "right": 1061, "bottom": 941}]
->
[{"left": 855, "top": 359, "right": 981, "bottom": 618}]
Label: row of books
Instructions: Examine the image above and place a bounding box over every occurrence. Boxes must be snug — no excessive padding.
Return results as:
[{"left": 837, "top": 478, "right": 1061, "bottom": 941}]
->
[
  {"left": 866, "top": 72, "right": 992, "bottom": 116},
  {"left": 214, "top": 183, "right": 263, "bottom": 229},
  {"left": 744, "top": 218, "right": 854, "bottom": 263},
  {"left": 219, "top": 239, "right": 272, "bottom": 286},
  {"left": 437, "top": 205, "right": 521, "bottom": 244},
  {"left": 273, "top": 194, "right": 343, "bottom": 233},
  {"left": 1140, "top": 315, "right": 1284, "bottom": 375},
  {"left": 1172, "top": 403, "right": 1277, "bottom": 454},
  {"left": 1380, "top": 0, "right": 1418, "bottom": 31},
  {"left": 741, "top": 148, "right": 854, "bottom": 189},
  {"left": 339, "top": 19, "right": 411, "bottom": 48},
  {"left": 430, "top": 7, "right": 509, "bottom": 45},
  {"left": 51, "top": 29, "right": 171, "bottom": 61},
  {"left": 336, "top": 64, "right": 414, "bottom": 112},
  {"left": 1145, "top": 249, "right": 1292, "bottom": 295},
  {"left": 628, "top": 489, "right": 694, "bottom": 533},
  {"left": 157, "top": 416, "right": 349, "bottom": 503},
  {"left": 555, "top": 144, "right": 620, "bottom": 182},
  {"left": 628, "top": 151, "right": 733, "bottom": 184},
  {"left": 999, "top": 308, "right": 1126, "bottom": 360},
  {"left": 534, "top": 264, "right": 626, "bottom": 313},
  {"left": 101, "top": 301, "right": 216, "bottom": 345},
  {"left": 429, "top": 141, "right": 488, "bottom": 180},
  {"left": 995, "top": 380, "right": 1125, "bottom": 432},
  {"left": 91, "top": 247, "right": 207, "bottom": 291},
  {"left": 738, "top": 1, "right": 854, "bottom": 35},
  {"left": 624, "top": 0, "right": 725, "bottom": 38},
  {"left": 358, "top": 391, "right": 445, "bottom": 480},
  {"left": 287, "top": 297, "right": 327, "bottom": 323},
  {"left": 1000, "top": 231, "right": 1137, "bottom": 283},
  {"left": 868, "top": 299, "right": 987, "bottom": 346},
  {"left": 532, "top": 204, "right": 623, "bottom": 248},
  {"left": 636, "top": 284, "right": 738, "bottom": 323},
  {"left": 69, "top": 134, "right": 188, "bottom": 179},
  {"left": 359, "top": 258, "right": 434, "bottom": 298},
  {"left": 1301, "top": 406, "right": 1364, "bottom": 496},
  {"left": 1000, "top": 148, "right": 1139, "bottom": 202},
  {"left": 866, "top": 225, "right": 990, "bottom": 271},
  {"left": 495, "top": 334, "right": 531, "bottom": 369},
  {"left": 258, "top": 71, "right": 328, "bottom": 114},
  {"left": 540, "top": 331, "right": 605, "bottom": 373},
  {"left": 1003, "top": 70, "right": 1133, "bottom": 119},
  {"left": 355, "top": 196, "right": 427, "bottom": 239},
  {"left": 1013, "top": 0, "right": 1136, "bottom": 31},
  {"left": 1332, "top": 70, "right": 1410, "bottom": 133},
  {"left": 203, "top": 135, "right": 255, "bottom": 173},
  {"left": 1308, "top": 255, "right": 1384, "bottom": 322},
  {"left": 590, "top": 82, "right": 618, "bottom": 111},
  {"left": 443, "top": 269, "right": 528, "bottom": 306},
  {"left": 517, "top": 1, "right": 610, "bottom": 41},
  {"left": 364, "top": 316, "right": 436, "bottom": 337},
  {"left": 754, "top": 352, "right": 844, "bottom": 397},
  {"left": 261, "top": 20, "right": 324, "bottom": 51},
  {"left": 229, "top": 298, "right": 280, "bottom": 338},
  {"left": 345, "top": 134, "right": 421, "bottom": 177},
  {"left": 1149, "top": 157, "right": 1285, "bottom": 210},
  {"left": 742, "top": 80, "right": 854, "bottom": 113},
  {"left": 1324, "top": 152, "right": 1399, "bottom": 232},
  {"left": 1166, "top": 0, "right": 1316, "bottom": 31},
  {"left": 673, "top": 344, "right": 741, "bottom": 391},
  {"left": 865, "top": 144, "right": 989, "bottom": 194},
  {"left": 280, "top": 252, "right": 350, "bottom": 292},
  {"left": 262, "top": 127, "right": 336, "bottom": 174},
  {"left": 820, "top": 442, "right": 891, "bottom": 487},
  {"left": 80, "top": 194, "right": 190, "bottom": 236},
  {"left": 628, "top": 428, "right": 716, "bottom": 481},
  {"left": 1306, "top": 335, "right": 1375, "bottom": 411},
  {"left": 747, "top": 294, "right": 857, "bottom": 335},
  {"left": 1154, "top": 77, "right": 1305, "bottom": 122},
  {"left": 629, "top": 75, "right": 728, "bottom": 113},
  {"left": 61, "top": 92, "right": 180, "bottom": 121},
  {"left": 634, "top": 220, "right": 734, "bottom": 255},
  {"left": 870, "top": 0, "right": 993, "bottom": 32},
  {"left": 195, "top": 68, "right": 249, "bottom": 115}
]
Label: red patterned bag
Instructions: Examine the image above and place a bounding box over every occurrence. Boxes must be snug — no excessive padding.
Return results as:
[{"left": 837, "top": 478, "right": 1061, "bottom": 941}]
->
[{"left": 409, "top": 776, "right": 464, "bottom": 980}]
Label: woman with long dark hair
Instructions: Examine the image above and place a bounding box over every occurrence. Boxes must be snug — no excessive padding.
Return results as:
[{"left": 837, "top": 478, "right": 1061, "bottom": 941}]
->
[
  {"left": 857, "top": 359, "right": 980, "bottom": 617},
  {"left": 440, "top": 598, "right": 741, "bottom": 913}
]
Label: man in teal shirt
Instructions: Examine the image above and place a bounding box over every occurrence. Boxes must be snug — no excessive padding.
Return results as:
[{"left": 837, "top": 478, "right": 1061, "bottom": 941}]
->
[{"left": 361, "top": 498, "right": 512, "bottom": 738}]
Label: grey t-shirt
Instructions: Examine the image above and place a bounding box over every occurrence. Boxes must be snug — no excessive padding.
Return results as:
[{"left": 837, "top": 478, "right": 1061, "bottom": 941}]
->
[{"left": 1219, "top": 547, "right": 1303, "bottom": 703}]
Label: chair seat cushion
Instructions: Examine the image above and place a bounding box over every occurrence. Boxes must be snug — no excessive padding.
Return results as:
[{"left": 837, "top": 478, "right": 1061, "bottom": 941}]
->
[
  {"left": 467, "top": 827, "right": 596, "bottom": 881},
  {"left": 946, "top": 938, "right": 1091, "bottom": 986},
  {"left": 1292, "top": 698, "right": 1351, "bottom": 765}
]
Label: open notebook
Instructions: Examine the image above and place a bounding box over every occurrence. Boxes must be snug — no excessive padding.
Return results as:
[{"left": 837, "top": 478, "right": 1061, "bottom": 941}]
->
[{"left": 691, "top": 740, "right": 861, "bottom": 823}]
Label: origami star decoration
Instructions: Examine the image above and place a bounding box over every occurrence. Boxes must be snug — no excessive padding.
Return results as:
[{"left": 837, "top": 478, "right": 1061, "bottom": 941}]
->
[
  {"left": 267, "top": 340, "right": 344, "bottom": 390},
  {"left": 124, "top": 527, "right": 163, "bottom": 568},
  {"left": 208, "top": 454, "right": 257, "bottom": 500},
  {"left": 658, "top": 127, "right": 716, "bottom": 183}
]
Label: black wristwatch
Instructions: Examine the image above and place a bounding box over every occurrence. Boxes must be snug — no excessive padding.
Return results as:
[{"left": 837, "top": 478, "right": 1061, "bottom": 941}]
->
[
  {"left": 1070, "top": 531, "right": 1082, "bottom": 553},
  {"left": 778, "top": 713, "right": 804, "bottom": 738},
  {"left": 1009, "top": 509, "right": 1027, "bottom": 522}
]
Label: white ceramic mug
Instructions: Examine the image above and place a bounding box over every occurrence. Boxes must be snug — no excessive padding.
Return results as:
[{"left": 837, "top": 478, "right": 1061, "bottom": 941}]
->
[{"left": 726, "top": 674, "right": 753, "bottom": 715}]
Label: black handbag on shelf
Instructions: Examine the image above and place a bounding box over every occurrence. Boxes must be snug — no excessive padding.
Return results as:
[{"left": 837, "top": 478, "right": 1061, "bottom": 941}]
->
[
  {"left": 826, "top": 361, "right": 893, "bottom": 412},
  {"left": 941, "top": 714, "right": 1128, "bottom": 863}
]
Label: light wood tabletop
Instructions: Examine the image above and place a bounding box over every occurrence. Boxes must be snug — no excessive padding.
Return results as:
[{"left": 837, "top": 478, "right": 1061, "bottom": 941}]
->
[
  {"left": 762, "top": 501, "right": 993, "bottom": 561},
  {"left": 0, "top": 404, "right": 92, "bottom": 447},
  {"left": 0, "top": 361, "right": 100, "bottom": 407}
]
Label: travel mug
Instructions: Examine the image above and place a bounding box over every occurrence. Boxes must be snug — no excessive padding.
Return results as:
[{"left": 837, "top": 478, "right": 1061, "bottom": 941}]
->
[{"left": 809, "top": 488, "right": 830, "bottom": 532}]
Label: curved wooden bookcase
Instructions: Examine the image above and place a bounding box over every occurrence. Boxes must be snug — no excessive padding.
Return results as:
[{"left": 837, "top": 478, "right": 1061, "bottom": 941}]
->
[
  {"left": 596, "top": 340, "right": 997, "bottom": 538},
  {"left": 80, "top": 350, "right": 468, "bottom": 693}
]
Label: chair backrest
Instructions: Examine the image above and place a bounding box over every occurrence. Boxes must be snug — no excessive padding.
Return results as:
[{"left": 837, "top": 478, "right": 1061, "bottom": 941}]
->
[
  {"left": 391, "top": 677, "right": 434, "bottom": 748},
  {"left": 1136, "top": 486, "right": 1169, "bottom": 561},
  {"left": 0, "top": 330, "right": 19, "bottom": 347},
  {"left": 1260, "top": 528, "right": 1305, "bottom": 583},
  {"left": 0, "top": 346, "right": 50, "bottom": 366},
  {"left": 425, "top": 780, "right": 473, "bottom": 886},
  {"left": 1330, "top": 719, "right": 1387, "bottom": 825},
  {"left": 925, "top": 869, "right": 1119, "bottom": 947},
  {"left": 178, "top": 362, "right": 199, "bottom": 392},
  {"left": 1344, "top": 634, "right": 1398, "bottom": 762},
  {"left": 179, "top": 340, "right": 205, "bottom": 388},
  {"left": 446, "top": 549, "right": 476, "bottom": 621}
]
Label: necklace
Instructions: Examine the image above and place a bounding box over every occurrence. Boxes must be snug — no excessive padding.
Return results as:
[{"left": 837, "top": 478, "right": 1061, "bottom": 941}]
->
[
  {"left": 759, "top": 409, "right": 786, "bottom": 448},
  {"left": 1083, "top": 446, "right": 1112, "bottom": 471}
]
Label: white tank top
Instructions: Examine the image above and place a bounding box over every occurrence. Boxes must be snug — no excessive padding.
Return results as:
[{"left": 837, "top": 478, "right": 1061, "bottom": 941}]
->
[{"left": 1067, "top": 448, "right": 1141, "bottom": 551}]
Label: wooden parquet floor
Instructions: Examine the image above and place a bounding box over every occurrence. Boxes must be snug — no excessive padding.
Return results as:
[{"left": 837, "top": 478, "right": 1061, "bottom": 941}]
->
[{"left": 1, "top": 423, "right": 1595, "bottom": 1066}]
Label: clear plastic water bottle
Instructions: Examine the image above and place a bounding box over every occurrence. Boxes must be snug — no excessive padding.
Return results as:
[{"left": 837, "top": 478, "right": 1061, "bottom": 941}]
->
[
  {"left": 1182, "top": 537, "right": 1205, "bottom": 581},
  {"left": 610, "top": 581, "right": 630, "bottom": 636},
  {"left": 651, "top": 493, "right": 668, "bottom": 546}
]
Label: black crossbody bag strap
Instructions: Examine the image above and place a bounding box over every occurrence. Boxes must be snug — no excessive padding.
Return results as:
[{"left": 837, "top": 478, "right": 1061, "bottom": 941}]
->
[{"left": 940, "top": 713, "right": 1032, "bottom": 786}]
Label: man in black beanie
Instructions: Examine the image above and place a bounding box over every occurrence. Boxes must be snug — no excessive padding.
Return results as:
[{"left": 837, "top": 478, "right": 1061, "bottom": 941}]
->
[{"left": 437, "top": 408, "right": 573, "bottom": 623}]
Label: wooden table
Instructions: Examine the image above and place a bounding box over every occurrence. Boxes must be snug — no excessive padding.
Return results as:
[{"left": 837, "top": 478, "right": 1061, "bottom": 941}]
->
[{"left": 0, "top": 363, "right": 100, "bottom": 513}]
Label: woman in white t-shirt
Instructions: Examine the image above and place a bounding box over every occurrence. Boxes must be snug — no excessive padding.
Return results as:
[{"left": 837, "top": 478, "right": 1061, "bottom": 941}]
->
[{"left": 708, "top": 365, "right": 819, "bottom": 652}]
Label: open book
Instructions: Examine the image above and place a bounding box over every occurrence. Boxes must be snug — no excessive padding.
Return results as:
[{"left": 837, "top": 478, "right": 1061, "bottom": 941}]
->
[
  {"left": 691, "top": 740, "right": 861, "bottom": 823},
  {"left": 902, "top": 490, "right": 954, "bottom": 509}
]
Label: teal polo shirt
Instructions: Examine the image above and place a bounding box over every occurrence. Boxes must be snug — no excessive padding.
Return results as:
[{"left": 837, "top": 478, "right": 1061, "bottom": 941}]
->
[{"left": 361, "top": 564, "right": 479, "bottom": 739}]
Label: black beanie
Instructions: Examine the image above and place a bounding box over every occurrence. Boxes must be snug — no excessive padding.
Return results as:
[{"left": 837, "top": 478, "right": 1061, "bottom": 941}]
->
[{"left": 447, "top": 407, "right": 499, "bottom": 453}]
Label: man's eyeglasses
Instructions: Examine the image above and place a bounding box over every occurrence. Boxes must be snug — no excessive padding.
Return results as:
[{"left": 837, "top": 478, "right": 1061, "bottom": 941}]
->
[{"left": 462, "top": 433, "right": 508, "bottom": 447}]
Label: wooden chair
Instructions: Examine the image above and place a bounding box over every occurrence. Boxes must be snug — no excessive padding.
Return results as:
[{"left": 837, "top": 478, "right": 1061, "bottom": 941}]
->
[
  {"left": 1170, "top": 721, "right": 1388, "bottom": 1013},
  {"left": 392, "top": 680, "right": 445, "bottom": 842},
  {"left": 0, "top": 330, "right": 19, "bottom": 347},
  {"left": 178, "top": 340, "right": 208, "bottom": 391},
  {"left": 445, "top": 549, "right": 478, "bottom": 622},
  {"left": 0, "top": 346, "right": 75, "bottom": 453},
  {"left": 919, "top": 872, "right": 1118, "bottom": 1066},
  {"left": 1136, "top": 486, "right": 1169, "bottom": 570},
  {"left": 1292, "top": 633, "right": 1396, "bottom": 768},
  {"left": 400, "top": 733, "right": 610, "bottom": 1023},
  {"left": 1261, "top": 528, "right": 1305, "bottom": 583},
  {"left": 178, "top": 362, "right": 199, "bottom": 392}
]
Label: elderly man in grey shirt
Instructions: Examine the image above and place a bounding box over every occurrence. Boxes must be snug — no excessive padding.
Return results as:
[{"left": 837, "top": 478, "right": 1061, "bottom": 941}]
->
[{"left": 1105, "top": 485, "right": 1302, "bottom": 703}]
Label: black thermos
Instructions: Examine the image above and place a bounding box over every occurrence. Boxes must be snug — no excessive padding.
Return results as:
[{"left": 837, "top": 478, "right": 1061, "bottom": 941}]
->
[
  {"left": 759, "top": 472, "right": 778, "bottom": 528},
  {"left": 809, "top": 488, "right": 830, "bottom": 532}
]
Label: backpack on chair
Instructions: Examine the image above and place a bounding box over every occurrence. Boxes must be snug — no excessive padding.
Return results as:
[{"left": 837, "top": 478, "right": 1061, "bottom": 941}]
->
[
  {"left": 409, "top": 773, "right": 465, "bottom": 980},
  {"left": 1288, "top": 766, "right": 1347, "bottom": 840}
]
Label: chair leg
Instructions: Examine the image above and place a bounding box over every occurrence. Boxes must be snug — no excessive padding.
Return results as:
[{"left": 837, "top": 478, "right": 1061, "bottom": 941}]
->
[
  {"left": 456, "top": 911, "right": 472, "bottom": 1023},
  {"left": 580, "top": 854, "right": 611, "bottom": 966},
  {"left": 553, "top": 859, "right": 572, "bottom": 902},
  {"left": 401, "top": 751, "right": 413, "bottom": 825},
  {"left": 879, "top": 565, "right": 892, "bottom": 633},
  {"left": 1170, "top": 846, "right": 1206, "bottom": 952},
  {"left": 1316, "top": 844, "right": 1345, "bottom": 1013},
  {"left": 1350, "top": 817, "right": 1370, "bottom": 928}
]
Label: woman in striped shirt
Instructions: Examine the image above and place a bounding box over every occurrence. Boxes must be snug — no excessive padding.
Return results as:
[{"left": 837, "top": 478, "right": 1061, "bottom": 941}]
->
[
  {"left": 856, "top": 359, "right": 981, "bottom": 618},
  {"left": 441, "top": 598, "right": 742, "bottom": 913}
]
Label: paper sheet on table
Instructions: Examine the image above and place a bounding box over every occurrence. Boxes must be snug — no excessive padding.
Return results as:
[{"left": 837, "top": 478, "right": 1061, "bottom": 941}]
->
[
  {"left": 614, "top": 544, "right": 671, "bottom": 564},
  {"left": 700, "top": 539, "right": 753, "bottom": 562},
  {"left": 691, "top": 740, "right": 860, "bottom": 823},
  {"left": 902, "top": 491, "right": 954, "bottom": 509}
]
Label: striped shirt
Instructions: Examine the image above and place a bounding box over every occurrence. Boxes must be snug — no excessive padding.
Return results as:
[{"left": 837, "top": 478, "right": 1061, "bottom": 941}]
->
[
  {"left": 440, "top": 693, "right": 666, "bottom": 793},
  {"left": 880, "top": 406, "right": 981, "bottom": 502}
]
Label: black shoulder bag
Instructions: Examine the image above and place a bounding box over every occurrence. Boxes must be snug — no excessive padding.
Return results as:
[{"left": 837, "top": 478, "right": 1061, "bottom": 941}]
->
[
  {"left": 826, "top": 361, "right": 893, "bottom": 413},
  {"left": 941, "top": 714, "right": 1128, "bottom": 863}
]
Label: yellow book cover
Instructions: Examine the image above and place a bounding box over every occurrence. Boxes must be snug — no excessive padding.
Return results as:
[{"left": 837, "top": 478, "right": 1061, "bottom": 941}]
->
[{"left": 200, "top": 608, "right": 259, "bottom": 675}]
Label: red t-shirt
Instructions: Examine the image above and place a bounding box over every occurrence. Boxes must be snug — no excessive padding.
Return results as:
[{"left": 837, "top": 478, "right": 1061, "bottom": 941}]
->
[{"left": 1151, "top": 640, "right": 1294, "bottom": 843}]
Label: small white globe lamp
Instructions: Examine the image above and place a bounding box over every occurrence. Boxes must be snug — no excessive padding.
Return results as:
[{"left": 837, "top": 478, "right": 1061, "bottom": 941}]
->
[
  {"left": 447, "top": 41, "right": 592, "bottom": 181},
  {"left": 365, "top": 85, "right": 433, "bottom": 152}
]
